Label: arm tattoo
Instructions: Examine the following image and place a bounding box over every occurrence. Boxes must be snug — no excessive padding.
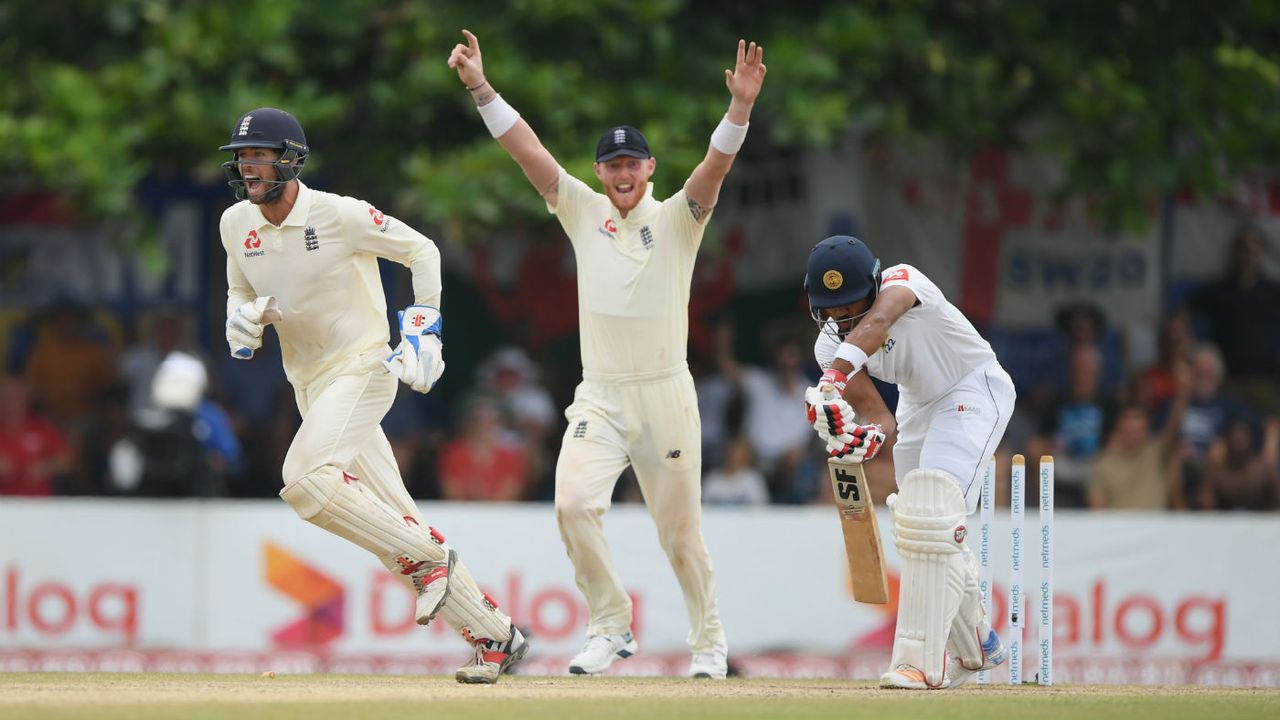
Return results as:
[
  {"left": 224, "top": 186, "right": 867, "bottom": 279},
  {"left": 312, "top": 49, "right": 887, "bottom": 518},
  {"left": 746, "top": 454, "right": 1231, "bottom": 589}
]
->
[{"left": 687, "top": 196, "right": 712, "bottom": 223}]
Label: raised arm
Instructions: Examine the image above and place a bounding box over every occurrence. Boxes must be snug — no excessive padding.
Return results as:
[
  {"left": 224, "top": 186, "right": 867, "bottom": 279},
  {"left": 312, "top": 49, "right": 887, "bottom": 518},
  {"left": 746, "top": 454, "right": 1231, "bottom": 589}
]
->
[
  {"left": 449, "top": 30, "right": 562, "bottom": 206},
  {"left": 684, "top": 40, "right": 767, "bottom": 223}
]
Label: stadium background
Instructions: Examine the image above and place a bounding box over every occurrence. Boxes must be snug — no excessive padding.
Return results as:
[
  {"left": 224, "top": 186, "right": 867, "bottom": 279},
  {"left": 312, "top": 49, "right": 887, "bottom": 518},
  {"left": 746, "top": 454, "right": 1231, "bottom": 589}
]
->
[{"left": 1, "top": 1, "right": 1278, "bottom": 685}]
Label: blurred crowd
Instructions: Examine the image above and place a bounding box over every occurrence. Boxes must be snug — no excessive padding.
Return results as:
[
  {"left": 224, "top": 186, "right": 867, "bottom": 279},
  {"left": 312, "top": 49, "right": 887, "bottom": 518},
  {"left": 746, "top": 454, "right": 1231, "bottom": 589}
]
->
[{"left": 2, "top": 224, "right": 1277, "bottom": 512}]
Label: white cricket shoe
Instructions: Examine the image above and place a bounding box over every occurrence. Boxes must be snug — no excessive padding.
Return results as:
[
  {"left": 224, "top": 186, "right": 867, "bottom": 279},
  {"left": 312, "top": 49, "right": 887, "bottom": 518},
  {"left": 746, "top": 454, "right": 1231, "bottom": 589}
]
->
[
  {"left": 880, "top": 663, "right": 954, "bottom": 690},
  {"left": 568, "top": 632, "right": 638, "bottom": 675},
  {"left": 411, "top": 548, "right": 456, "bottom": 626},
  {"left": 455, "top": 624, "right": 529, "bottom": 684},
  {"left": 688, "top": 644, "right": 728, "bottom": 679}
]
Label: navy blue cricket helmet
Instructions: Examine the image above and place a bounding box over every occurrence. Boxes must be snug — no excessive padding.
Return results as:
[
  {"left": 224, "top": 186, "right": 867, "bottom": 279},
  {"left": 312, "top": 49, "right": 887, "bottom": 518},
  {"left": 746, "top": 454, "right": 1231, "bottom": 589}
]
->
[
  {"left": 219, "top": 107, "right": 309, "bottom": 202},
  {"left": 803, "top": 235, "right": 882, "bottom": 330}
]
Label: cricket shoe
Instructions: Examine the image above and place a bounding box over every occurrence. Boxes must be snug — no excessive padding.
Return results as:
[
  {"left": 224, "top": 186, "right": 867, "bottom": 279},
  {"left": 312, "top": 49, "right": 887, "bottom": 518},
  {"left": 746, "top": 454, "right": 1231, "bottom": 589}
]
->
[
  {"left": 568, "top": 632, "right": 638, "bottom": 675},
  {"left": 688, "top": 643, "right": 728, "bottom": 679},
  {"left": 879, "top": 663, "right": 955, "bottom": 690},
  {"left": 455, "top": 624, "right": 529, "bottom": 684},
  {"left": 946, "top": 628, "right": 1008, "bottom": 688},
  {"left": 408, "top": 548, "right": 456, "bottom": 626}
]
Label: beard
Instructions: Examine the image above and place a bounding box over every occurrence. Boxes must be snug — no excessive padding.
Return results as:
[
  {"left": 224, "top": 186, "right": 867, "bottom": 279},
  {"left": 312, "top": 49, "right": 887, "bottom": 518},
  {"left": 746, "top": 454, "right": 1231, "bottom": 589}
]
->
[{"left": 603, "top": 179, "right": 648, "bottom": 213}]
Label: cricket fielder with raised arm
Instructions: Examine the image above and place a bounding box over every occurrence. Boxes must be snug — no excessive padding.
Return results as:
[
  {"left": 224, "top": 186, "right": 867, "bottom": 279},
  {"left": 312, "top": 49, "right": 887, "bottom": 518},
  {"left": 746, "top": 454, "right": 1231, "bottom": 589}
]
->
[
  {"left": 448, "top": 30, "right": 766, "bottom": 678},
  {"left": 218, "top": 107, "right": 526, "bottom": 683},
  {"left": 802, "top": 235, "right": 1015, "bottom": 689}
]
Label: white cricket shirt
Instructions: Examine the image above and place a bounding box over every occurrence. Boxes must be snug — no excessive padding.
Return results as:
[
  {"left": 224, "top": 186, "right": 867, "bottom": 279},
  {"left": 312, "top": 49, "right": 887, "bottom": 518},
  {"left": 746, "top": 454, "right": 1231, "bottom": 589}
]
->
[
  {"left": 549, "top": 168, "right": 709, "bottom": 378},
  {"left": 814, "top": 264, "right": 998, "bottom": 407},
  {"left": 220, "top": 182, "right": 441, "bottom": 387}
]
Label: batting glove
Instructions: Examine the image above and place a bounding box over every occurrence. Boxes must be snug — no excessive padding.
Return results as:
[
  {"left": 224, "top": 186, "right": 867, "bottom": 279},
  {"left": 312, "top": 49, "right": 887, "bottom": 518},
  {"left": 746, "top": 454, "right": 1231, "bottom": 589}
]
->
[
  {"left": 384, "top": 305, "right": 445, "bottom": 394},
  {"left": 819, "top": 367, "right": 849, "bottom": 396},
  {"left": 226, "top": 296, "right": 281, "bottom": 359},
  {"left": 826, "top": 423, "right": 885, "bottom": 463},
  {"left": 804, "top": 385, "right": 856, "bottom": 438}
]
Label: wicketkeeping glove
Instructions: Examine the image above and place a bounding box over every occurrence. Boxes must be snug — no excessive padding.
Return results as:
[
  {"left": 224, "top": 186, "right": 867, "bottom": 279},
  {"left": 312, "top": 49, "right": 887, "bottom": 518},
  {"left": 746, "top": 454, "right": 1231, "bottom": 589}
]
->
[
  {"left": 226, "top": 296, "right": 281, "bottom": 359},
  {"left": 825, "top": 423, "right": 885, "bottom": 463},
  {"left": 384, "top": 305, "right": 445, "bottom": 394}
]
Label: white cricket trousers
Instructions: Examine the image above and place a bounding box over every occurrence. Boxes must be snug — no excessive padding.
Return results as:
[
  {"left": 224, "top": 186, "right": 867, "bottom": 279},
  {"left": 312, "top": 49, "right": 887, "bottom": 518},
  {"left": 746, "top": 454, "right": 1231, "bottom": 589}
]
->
[
  {"left": 554, "top": 365, "right": 726, "bottom": 653},
  {"left": 283, "top": 360, "right": 420, "bottom": 523},
  {"left": 891, "top": 360, "right": 1017, "bottom": 514},
  {"left": 281, "top": 357, "right": 499, "bottom": 626}
]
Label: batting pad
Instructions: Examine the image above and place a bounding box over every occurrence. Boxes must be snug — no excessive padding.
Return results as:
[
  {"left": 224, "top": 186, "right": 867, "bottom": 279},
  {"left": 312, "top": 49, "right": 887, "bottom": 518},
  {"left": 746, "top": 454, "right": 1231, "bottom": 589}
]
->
[
  {"left": 947, "top": 546, "right": 989, "bottom": 670},
  {"left": 280, "top": 466, "right": 449, "bottom": 569},
  {"left": 890, "top": 468, "right": 968, "bottom": 687},
  {"left": 436, "top": 558, "right": 513, "bottom": 643}
]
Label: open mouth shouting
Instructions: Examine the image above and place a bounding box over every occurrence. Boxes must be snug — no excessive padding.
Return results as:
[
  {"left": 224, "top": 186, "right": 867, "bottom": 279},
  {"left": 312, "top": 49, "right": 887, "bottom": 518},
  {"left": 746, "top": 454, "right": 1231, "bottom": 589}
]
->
[{"left": 242, "top": 171, "right": 266, "bottom": 198}]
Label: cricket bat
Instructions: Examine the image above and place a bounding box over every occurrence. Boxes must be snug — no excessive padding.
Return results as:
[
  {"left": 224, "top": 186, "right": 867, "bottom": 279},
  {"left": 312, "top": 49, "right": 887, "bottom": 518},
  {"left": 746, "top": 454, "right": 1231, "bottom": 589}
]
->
[{"left": 828, "top": 458, "right": 889, "bottom": 604}]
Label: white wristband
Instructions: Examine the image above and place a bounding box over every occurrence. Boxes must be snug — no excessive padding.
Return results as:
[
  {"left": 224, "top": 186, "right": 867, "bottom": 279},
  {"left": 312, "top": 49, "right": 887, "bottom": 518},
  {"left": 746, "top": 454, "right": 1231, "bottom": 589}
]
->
[
  {"left": 710, "top": 115, "right": 749, "bottom": 155},
  {"left": 835, "top": 343, "right": 868, "bottom": 374},
  {"left": 477, "top": 94, "right": 520, "bottom": 138}
]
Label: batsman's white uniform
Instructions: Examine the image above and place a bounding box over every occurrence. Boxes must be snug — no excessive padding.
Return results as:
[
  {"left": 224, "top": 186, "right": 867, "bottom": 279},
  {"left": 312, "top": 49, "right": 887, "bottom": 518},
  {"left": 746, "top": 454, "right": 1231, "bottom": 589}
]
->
[
  {"left": 220, "top": 182, "right": 513, "bottom": 645},
  {"left": 815, "top": 264, "right": 1016, "bottom": 687},
  {"left": 549, "top": 168, "right": 726, "bottom": 653}
]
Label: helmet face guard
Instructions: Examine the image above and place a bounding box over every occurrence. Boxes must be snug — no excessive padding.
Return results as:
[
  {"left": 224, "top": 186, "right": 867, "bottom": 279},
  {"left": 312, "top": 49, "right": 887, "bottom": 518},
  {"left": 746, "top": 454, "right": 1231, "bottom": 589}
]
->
[
  {"left": 218, "top": 108, "right": 308, "bottom": 202},
  {"left": 221, "top": 139, "right": 308, "bottom": 202}
]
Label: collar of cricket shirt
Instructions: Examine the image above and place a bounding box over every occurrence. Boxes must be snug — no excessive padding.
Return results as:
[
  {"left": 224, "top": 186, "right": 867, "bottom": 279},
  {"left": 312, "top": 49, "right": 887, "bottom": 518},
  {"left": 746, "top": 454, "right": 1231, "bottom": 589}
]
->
[{"left": 248, "top": 180, "right": 314, "bottom": 229}]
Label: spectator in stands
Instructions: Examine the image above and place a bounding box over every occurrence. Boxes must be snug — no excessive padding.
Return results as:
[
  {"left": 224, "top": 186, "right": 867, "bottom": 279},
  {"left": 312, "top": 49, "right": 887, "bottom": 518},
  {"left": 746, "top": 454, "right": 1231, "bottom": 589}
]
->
[
  {"left": 480, "top": 346, "right": 557, "bottom": 491},
  {"left": 0, "top": 375, "right": 70, "bottom": 496},
  {"left": 1138, "top": 310, "right": 1193, "bottom": 410},
  {"left": 1191, "top": 222, "right": 1280, "bottom": 414},
  {"left": 438, "top": 397, "right": 529, "bottom": 501},
  {"left": 108, "top": 352, "right": 236, "bottom": 497},
  {"left": 21, "top": 299, "right": 119, "bottom": 428},
  {"left": 1052, "top": 302, "right": 1125, "bottom": 398},
  {"left": 702, "top": 435, "right": 769, "bottom": 506},
  {"left": 1167, "top": 343, "right": 1249, "bottom": 508},
  {"left": 1200, "top": 416, "right": 1279, "bottom": 511},
  {"left": 1032, "top": 345, "right": 1117, "bottom": 508},
  {"left": 118, "top": 306, "right": 192, "bottom": 416},
  {"left": 695, "top": 319, "right": 743, "bottom": 471},
  {"left": 1088, "top": 364, "right": 1190, "bottom": 510},
  {"left": 724, "top": 334, "right": 819, "bottom": 503}
]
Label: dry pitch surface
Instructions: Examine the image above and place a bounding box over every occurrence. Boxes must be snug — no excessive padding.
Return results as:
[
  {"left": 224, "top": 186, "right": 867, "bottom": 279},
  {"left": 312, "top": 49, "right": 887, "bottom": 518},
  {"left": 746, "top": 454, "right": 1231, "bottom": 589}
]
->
[{"left": 1, "top": 673, "right": 1277, "bottom": 720}]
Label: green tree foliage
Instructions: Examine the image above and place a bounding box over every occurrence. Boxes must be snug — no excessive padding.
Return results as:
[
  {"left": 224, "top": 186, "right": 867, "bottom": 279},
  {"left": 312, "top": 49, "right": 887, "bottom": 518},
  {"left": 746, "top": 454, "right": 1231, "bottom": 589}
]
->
[{"left": 3, "top": 0, "right": 1279, "bottom": 235}]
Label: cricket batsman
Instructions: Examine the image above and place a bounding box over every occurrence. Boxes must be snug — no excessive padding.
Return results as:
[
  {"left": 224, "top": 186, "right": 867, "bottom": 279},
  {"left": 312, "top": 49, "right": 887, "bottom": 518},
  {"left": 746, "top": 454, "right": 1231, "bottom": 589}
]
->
[
  {"left": 218, "top": 107, "right": 526, "bottom": 683},
  {"left": 802, "top": 235, "right": 1016, "bottom": 688},
  {"left": 448, "top": 30, "right": 766, "bottom": 678}
]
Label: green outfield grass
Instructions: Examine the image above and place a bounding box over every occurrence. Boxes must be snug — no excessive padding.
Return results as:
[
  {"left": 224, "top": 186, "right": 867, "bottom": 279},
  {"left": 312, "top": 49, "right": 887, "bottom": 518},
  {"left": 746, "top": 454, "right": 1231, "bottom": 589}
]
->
[{"left": 1, "top": 674, "right": 1276, "bottom": 720}]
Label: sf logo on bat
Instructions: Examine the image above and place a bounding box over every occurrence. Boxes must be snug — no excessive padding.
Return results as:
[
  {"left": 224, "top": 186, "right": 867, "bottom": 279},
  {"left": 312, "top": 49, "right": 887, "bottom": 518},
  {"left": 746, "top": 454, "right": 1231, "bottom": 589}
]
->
[{"left": 832, "top": 466, "right": 868, "bottom": 518}]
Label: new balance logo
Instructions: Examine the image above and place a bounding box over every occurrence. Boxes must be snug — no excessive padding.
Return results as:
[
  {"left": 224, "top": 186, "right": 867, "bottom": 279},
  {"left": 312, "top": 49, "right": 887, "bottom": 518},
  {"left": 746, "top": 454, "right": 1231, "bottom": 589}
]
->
[
  {"left": 573, "top": 420, "right": 588, "bottom": 439},
  {"left": 666, "top": 449, "right": 681, "bottom": 459},
  {"left": 304, "top": 226, "right": 319, "bottom": 251}
]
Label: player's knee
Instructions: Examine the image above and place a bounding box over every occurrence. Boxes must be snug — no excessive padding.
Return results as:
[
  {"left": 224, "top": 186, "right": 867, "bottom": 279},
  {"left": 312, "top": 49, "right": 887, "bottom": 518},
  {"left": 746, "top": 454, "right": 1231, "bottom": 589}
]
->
[
  {"left": 656, "top": 523, "right": 702, "bottom": 561},
  {"left": 893, "top": 468, "right": 967, "bottom": 554},
  {"left": 279, "top": 465, "right": 346, "bottom": 521},
  {"left": 554, "top": 491, "right": 603, "bottom": 527}
]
